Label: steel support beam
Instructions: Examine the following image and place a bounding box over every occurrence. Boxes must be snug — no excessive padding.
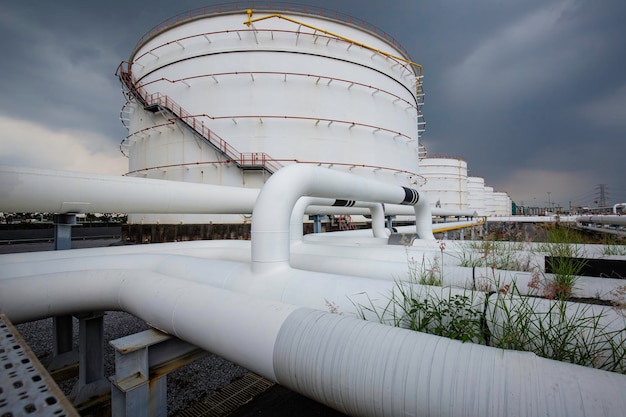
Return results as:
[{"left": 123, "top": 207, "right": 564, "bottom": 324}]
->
[
  {"left": 308, "top": 214, "right": 325, "bottom": 233},
  {"left": 69, "top": 312, "right": 110, "bottom": 408},
  {"left": 110, "top": 328, "right": 208, "bottom": 417},
  {"left": 50, "top": 214, "right": 79, "bottom": 377},
  {"left": 385, "top": 215, "right": 396, "bottom": 231}
]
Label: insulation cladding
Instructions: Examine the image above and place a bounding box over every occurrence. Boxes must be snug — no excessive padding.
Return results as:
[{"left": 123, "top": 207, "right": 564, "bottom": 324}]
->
[
  {"left": 418, "top": 157, "right": 468, "bottom": 211},
  {"left": 120, "top": 5, "right": 422, "bottom": 224}
]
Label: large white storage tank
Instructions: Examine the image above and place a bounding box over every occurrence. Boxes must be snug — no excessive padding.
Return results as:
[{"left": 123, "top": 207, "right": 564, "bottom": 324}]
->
[
  {"left": 418, "top": 157, "right": 468, "bottom": 211},
  {"left": 118, "top": 4, "right": 424, "bottom": 225},
  {"left": 467, "top": 176, "right": 486, "bottom": 215}
]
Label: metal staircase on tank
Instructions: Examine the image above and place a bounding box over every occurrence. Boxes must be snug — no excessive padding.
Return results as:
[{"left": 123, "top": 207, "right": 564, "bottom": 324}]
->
[{"left": 116, "top": 62, "right": 282, "bottom": 174}]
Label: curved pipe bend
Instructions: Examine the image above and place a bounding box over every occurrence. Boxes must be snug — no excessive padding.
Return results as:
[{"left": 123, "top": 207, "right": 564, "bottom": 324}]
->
[
  {"left": 252, "top": 164, "right": 434, "bottom": 272},
  {"left": 290, "top": 197, "right": 389, "bottom": 241}
]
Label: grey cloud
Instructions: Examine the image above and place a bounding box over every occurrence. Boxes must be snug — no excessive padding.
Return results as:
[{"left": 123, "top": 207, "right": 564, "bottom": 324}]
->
[{"left": 1, "top": 0, "right": 625, "bottom": 206}]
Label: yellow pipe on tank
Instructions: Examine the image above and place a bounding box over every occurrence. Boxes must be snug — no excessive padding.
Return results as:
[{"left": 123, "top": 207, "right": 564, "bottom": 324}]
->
[{"left": 243, "top": 10, "right": 422, "bottom": 74}]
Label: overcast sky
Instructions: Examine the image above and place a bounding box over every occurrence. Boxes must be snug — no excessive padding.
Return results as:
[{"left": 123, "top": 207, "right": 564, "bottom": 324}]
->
[{"left": 1, "top": 0, "right": 624, "bottom": 209}]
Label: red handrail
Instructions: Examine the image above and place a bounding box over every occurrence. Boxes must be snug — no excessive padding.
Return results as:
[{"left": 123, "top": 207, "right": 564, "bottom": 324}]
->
[
  {"left": 134, "top": 70, "right": 419, "bottom": 111},
  {"left": 125, "top": 159, "right": 421, "bottom": 182},
  {"left": 117, "top": 63, "right": 281, "bottom": 173}
]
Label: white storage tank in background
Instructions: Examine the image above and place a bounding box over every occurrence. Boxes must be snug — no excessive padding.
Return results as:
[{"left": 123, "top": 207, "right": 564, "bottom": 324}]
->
[
  {"left": 493, "top": 191, "right": 512, "bottom": 216},
  {"left": 483, "top": 186, "right": 496, "bottom": 216},
  {"left": 418, "top": 157, "right": 468, "bottom": 211},
  {"left": 118, "top": 4, "right": 424, "bottom": 225},
  {"left": 467, "top": 176, "right": 486, "bottom": 216}
]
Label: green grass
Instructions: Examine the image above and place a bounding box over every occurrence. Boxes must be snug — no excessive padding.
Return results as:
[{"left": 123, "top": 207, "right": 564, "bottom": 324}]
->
[
  {"left": 461, "top": 240, "right": 533, "bottom": 271},
  {"left": 350, "top": 223, "right": 626, "bottom": 373},
  {"left": 352, "top": 278, "right": 626, "bottom": 373},
  {"left": 407, "top": 253, "right": 442, "bottom": 286},
  {"left": 601, "top": 235, "right": 626, "bottom": 256}
]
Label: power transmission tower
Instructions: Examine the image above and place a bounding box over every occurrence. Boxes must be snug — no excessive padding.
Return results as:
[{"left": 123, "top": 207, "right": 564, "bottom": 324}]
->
[{"left": 597, "top": 184, "right": 608, "bottom": 208}]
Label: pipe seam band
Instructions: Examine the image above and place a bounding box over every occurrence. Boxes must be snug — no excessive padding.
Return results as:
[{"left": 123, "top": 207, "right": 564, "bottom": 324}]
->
[
  {"left": 401, "top": 187, "right": 419, "bottom": 205},
  {"left": 332, "top": 199, "right": 356, "bottom": 207}
]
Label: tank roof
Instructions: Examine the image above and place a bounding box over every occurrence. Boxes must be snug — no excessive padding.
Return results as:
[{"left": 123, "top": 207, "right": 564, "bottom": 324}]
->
[{"left": 134, "top": 1, "right": 410, "bottom": 57}]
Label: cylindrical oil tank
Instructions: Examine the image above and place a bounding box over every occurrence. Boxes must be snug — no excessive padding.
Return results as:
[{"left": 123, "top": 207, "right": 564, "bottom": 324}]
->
[
  {"left": 418, "top": 157, "right": 468, "bottom": 211},
  {"left": 467, "top": 176, "right": 486, "bottom": 216},
  {"left": 483, "top": 186, "right": 496, "bottom": 216},
  {"left": 119, "top": 4, "right": 423, "bottom": 224},
  {"left": 493, "top": 191, "right": 511, "bottom": 216}
]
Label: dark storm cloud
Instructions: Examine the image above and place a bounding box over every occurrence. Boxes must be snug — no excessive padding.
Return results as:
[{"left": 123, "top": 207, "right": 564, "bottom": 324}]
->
[
  {"left": 0, "top": 0, "right": 624, "bottom": 206},
  {"left": 0, "top": 4, "right": 127, "bottom": 141},
  {"left": 413, "top": 0, "right": 626, "bottom": 205}
]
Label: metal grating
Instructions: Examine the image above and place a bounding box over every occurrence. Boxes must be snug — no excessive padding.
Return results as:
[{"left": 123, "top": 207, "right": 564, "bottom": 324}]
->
[
  {"left": 0, "top": 312, "right": 79, "bottom": 417},
  {"left": 176, "top": 373, "right": 274, "bottom": 417}
]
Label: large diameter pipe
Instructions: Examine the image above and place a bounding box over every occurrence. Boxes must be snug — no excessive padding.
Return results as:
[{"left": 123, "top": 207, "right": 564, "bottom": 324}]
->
[
  {"left": 251, "top": 164, "right": 434, "bottom": 271},
  {"left": 0, "top": 165, "right": 440, "bottom": 226},
  {"left": 577, "top": 215, "right": 626, "bottom": 226},
  {"left": 0, "top": 270, "right": 294, "bottom": 380},
  {"left": 274, "top": 308, "right": 626, "bottom": 417},
  {"left": 1, "top": 269, "right": 625, "bottom": 417},
  {"left": 0, "top": 251, "right": 479, "bottom": 326},
  {"left": 8, "top": 246, "right": 623, "bottom": 345},
  {"left": 0, "top": 165, "right": 258, "bottom": 214},
  {"left": 6, "top": 237, "right": 624, "bottom": 306}
]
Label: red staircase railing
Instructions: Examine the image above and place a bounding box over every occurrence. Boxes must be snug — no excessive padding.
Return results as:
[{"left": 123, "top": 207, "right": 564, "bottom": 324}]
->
[{"left": 117, "top": 62, "right": 282, "bottom": 173}]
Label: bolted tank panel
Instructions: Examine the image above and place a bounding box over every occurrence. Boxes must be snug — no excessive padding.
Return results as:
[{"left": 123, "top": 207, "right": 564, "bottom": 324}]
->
[{"left": 418, "top": 158, "right": 468, "bottom": 211}]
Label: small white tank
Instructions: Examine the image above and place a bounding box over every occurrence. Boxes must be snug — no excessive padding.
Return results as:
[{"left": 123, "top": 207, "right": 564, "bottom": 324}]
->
[
  {"left": 493, "top": 191, "right": 512, "bottom": 216},
  {"left": 483, "top": 186, "right": 496, "bottom": 216},
  {"left": 467, "top": 176, "right": 486, "bottom": 216},
  {"left": 418, "top": 157, "right": 468, "bottom": 211}
]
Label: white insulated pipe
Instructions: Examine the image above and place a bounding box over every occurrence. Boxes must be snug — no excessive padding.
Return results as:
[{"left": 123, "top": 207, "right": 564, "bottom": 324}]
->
[
  {"left": 0, "top": 165, "right": 259, "bottom": 214},
  {"left": 0, "top": 269, "right": 293, "bottom": 380},
  {"left": 251, "top": 164, "right": 434, "bottom": 272},
  {"left": 1, "top": 269, "right": 625, "bottom": 417},
  {"left": 577, "top": 215, "right": 626, "bottom": 226},
  {"left": 309, "top": 204, "right": 477, "bottom": 219},
  {"left": 0, "top": 250, "right": 470, "bottom": 323},
  {"left": 4, "top": 243, "right": 625, "bottom": 354},
  {"left": 275, "top": 308, "right": 626, "bottom": 417},
  {"left": 3, "top": 163, "right": 626, "bottom": 415},
  {"left": 3, "top": 240, "right": 623, "bottom": 307},
  {"left": 0, "top": 165, "right": 425, "bottom": 220}
]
